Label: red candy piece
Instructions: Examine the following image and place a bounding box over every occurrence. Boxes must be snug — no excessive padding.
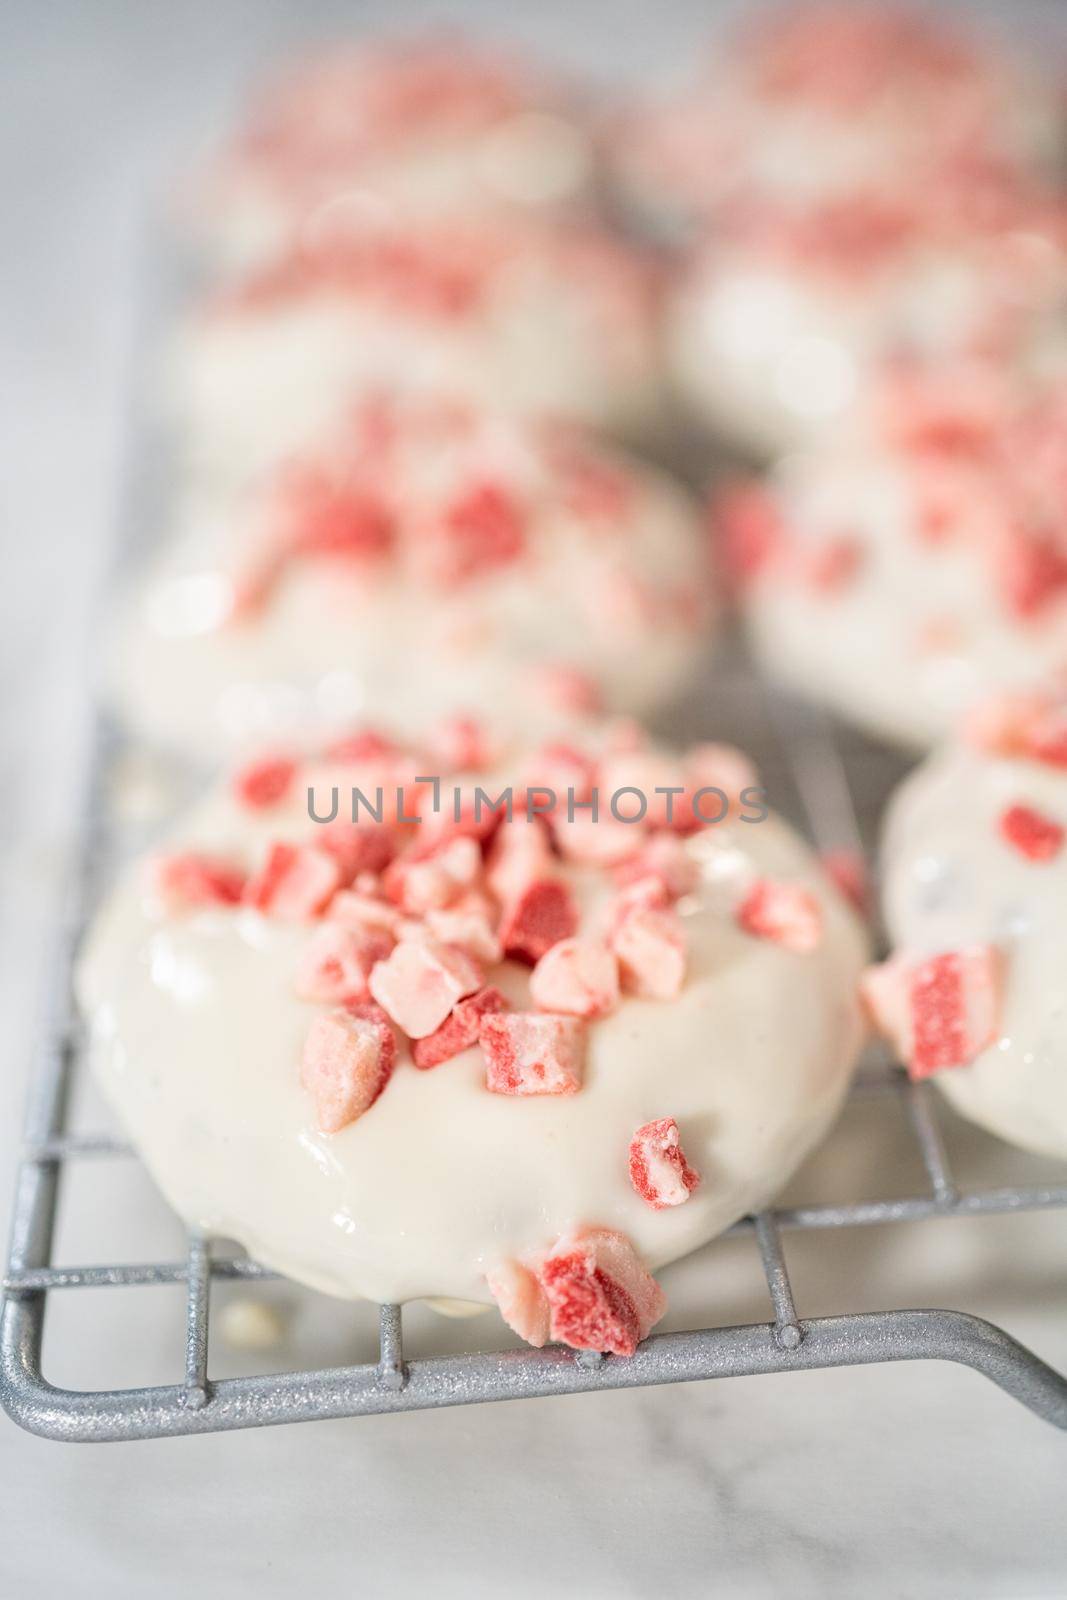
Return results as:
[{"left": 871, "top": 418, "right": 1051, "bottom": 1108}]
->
[
  {"left": 299, "top": 1007, "right": 395, "bottom": 1134},
  {"left": 530, "top": 937, "right": 620, "bottom": 1018},
  {"left": 368, "top": 935, "right": 483, "bottom": 1038},
  {"left": 611, "top": 907, "right": 686, "bottom": 999},
  {"left": 735, "top": 879, "right": 823, "bottom": 953},
  {"left": 537, "top": 1226, "right": 666, "bottom": 1357},
  {"left": 498, "top": 878, "right": 579, "bottom": 964},
  {"left": 861, "top": 946, "right": 1002, "bottom": 1079},
  {"left": 152, "top": 853, "right": 246, "bottom": 910},
  {"left": 715, "top": 481, "right": 785, "bottom": 589},
  {"left": 996, "top": 530, "right": 1067, "bottom": 621},
  {"left": 480, "top": 1011, "right": 585, "bottom": 1096},
  {"left": 281, "top": 473, "right": 394, "bottom": 564},
  {"left": 628, "top": 1118, "right": 701, "bottom": 1210},
  {"left": 232, "top": 755, "right": 298, "bottom": 810},
  {"left": 998, "top": 803, "right": 1065, "bottom": 862},
  {"left": 295, "top": 923, "right": 394, "bottom": 1005},
  {"left": 431, "top": 479, "right": 526, "bottom": 584},
  {"left": 245, "top": 841, "right": 342, "bottom": 919},
  {"left": 412, "top": 985, "right": 508, "bottom": 1070}
]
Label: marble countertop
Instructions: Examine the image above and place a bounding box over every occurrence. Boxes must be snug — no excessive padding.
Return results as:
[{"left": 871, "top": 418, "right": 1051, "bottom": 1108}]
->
[{"left": 3, "top": 3, "right": 1067, "bottom": 1595}]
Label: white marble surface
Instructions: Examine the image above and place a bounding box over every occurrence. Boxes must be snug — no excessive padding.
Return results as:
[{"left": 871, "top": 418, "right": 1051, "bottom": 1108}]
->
[{"left": 4, "top": 3, "right": 1067, "bottom": 1596}]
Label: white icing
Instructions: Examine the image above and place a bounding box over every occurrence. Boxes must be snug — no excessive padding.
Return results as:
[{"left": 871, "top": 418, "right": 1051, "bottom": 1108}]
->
[
  {"left": 76, "top": 750, "right": 868, "bottom": 1305},
  {"left": 880, "top": 740, "right": 1067, "bottom": 1159},
  {"left": 742, "top": 446, "right": 1067, "bottom": 749}
]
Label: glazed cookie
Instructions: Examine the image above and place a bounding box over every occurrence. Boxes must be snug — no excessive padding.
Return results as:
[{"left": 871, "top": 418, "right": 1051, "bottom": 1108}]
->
[
  {"left": 722, "top": 365, "right": 1067, "bottom": 748},
  {"left": 77, "top": 723, "right": 868, "bottom": 1348},
  {"left": 110, "top": 396, "right": 714, "bottom": 753},
  {"left": 668, "top": 192, "right": 1067, "bottom": 457},
  {"left": 169, "top": 216, "right": 662, "bottom": 486},
  {"left": 613, "top": 3, "right": 1064, "bottom": 240},
  {"left": 865, "top": 686, "right": 1067, "bottom": 1161},
  {"left": 190, "top": 34, "right": 597, "bottom": 272}
]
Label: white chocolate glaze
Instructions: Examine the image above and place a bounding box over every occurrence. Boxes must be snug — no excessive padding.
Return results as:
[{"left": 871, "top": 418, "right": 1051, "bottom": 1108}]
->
[
  {"left": 192, "top": 36, "right": 596, "bottom": 272},
  {"left": 168, "top": 219, "right": 663, "bottom": 486},
  {"left": 736, "top": 375, "right": 1067, "bottom": 748},
  {"left": 880, "top": 737, "right": 1067, "bottom": 1159},
  {"left": 108, "top": 402, "right": 714, "bottom": 754},
  {"left": 76, "top": 734, "right": 867, "bottom": 1306}
]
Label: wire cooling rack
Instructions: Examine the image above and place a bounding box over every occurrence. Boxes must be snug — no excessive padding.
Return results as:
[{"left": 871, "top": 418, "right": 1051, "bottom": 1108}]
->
[{"left": 3, "top": 657, "right": 1067, "bottom": 1443}]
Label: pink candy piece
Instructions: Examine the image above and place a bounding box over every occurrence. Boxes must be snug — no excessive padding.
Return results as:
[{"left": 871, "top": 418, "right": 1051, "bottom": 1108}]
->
[
  {"left": 965, "top": 692, "right": 1067, "bottom": 770},
  {"left": 232, "top": 754, "right": 298, "bottom": 810},
  {"left": 480, "top": 1011, "right": 585, "bottom": 1096},
  {"left": 628, "top": 1118, "right": 701, "bottom": 1210},
  {"left": 317, "top": 822, "right": 397, "bottom": 882},
  {"left": 152, "top": 852, "right": 246, "bottom": 910},
  {"left": 498, "top": 878, "right": 580, "bottom": 965},
  {"left": 486, "top": 1259, "right": 551, "bottom": 1347},
  {"left": 295, "top": 923, "right": 394, "bottom": 1005},
  {"left": 861, "top": 946, "right": 1002, "bottom": 1079},
  {"left": 524, "top": 741, "right": 598, "bottom": 805},
  {"left": 427, "top": 714, "right": 495, "bottom": 773},
  {"left": 299, "top": 1006, "right": 395, "bottom": 1134},
  {"left": 551, "top": 809, "right": 645, "bottom": 866},
  {"left": 369, "top": 936, "right": 483, "bottom": 1038},
  {"left": 820, "top": 848, "right": 871, "bottom": 917},
  {"left": 529, "top": 662, "right": 604, "bottom": 717},
  {"left": 613, "top": 834, "right": 699, "bottom": 900},
  {"left": 529, "top": 938, "right": 620, "bottom": 1018},
  {"left": 735, "top": 880, "right": 823, "bottom": 953},
  {"left": 803, "top": 535, "right": 865, "bottom": 594},
  {"left": 424, "top": 903, "right": 502, "bottom": 963},
  {"left": 599, "top": 749, "right": 689, "bottom": 830},
  {"left": 383, "top": 835, "right": 482, "bottom": 914},
  {"left": 715, "top": 481, "right": 785, "bottom": 588},
  {"left": 998, "top": 803, "right": 1065, "bottom": 862},
  {"left": 485, "top": 817, "right": 555, "bottom": 906},
  {"left": 412, "top": 985, "right": 508, "bottom": 1070},
  {"left": 610, "top": 907, "right": 686, "bottom": 999},
  {"left": 327, "top": 889, "right": 403, "bottom": 938},
  {"left": 538, "top": 1226, "right": 666, "bottom": 1357},
  {"left": 245, "top": 841, "right": 341, "bottom": 919},
  {"left": 684, "top": 743, "right": 760, "bottom": 815}
]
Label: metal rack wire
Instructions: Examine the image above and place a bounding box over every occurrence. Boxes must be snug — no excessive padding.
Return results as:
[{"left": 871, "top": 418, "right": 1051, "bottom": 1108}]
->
[{"left": 3, "top": 663, "right": 1067, "bottom": 1443}]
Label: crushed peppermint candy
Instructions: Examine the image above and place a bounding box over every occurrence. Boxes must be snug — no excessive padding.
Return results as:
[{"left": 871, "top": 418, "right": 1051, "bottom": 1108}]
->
[
  {"left": 861, "top": 945, "right": 1002, "bottom": 1079},
  {"left": 628, "top": 1117, "right": 701, "bottom": 1209}
]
